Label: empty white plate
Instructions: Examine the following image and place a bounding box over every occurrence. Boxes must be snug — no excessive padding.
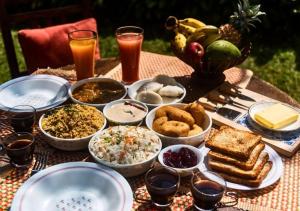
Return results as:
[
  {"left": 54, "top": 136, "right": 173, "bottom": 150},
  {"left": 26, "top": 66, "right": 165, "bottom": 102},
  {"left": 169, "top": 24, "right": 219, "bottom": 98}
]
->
[
  {"left": 11, "top": 162, "right": 133, "bottom": 211},
  {"left": 0, "top": 75, "right": 70, "bottom": 112},
  {"left": 248, "top": 101, "right": 300, "bottom": 132}
]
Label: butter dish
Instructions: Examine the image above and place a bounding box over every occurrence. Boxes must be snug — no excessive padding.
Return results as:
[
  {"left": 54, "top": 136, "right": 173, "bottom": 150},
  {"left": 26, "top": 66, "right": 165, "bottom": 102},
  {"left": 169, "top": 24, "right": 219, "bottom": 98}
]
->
[{"left": 248, "top": 101, "right": 300, "bottom": 132}]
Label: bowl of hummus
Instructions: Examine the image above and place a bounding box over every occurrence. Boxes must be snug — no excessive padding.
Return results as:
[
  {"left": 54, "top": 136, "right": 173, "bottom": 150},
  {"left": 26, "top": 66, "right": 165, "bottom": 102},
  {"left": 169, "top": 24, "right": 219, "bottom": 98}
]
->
[{"left": 103, "top": 99, "right": 148, "bottom": 126}]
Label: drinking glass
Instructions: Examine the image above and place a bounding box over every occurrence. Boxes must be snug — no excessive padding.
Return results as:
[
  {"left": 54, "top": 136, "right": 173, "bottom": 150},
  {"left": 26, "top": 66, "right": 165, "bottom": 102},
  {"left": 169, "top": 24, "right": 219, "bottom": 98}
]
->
[
  {"left": 8, "top": 105, "right": 36, "bottom": 133},
  {"left": 1, "top": 132, "right": 35, "bottom": 168},
  {"left": 115, "top": 26, "right": 144, "bottom": 85},
  {"left": 68, "top": 30, "right": 98, "bottom": 80},
  {"left": 191, "top": 171, "right": 238, "bottom": 210},
  {"left": 145, "top": 166, "right": 180, "bottom": 207}
]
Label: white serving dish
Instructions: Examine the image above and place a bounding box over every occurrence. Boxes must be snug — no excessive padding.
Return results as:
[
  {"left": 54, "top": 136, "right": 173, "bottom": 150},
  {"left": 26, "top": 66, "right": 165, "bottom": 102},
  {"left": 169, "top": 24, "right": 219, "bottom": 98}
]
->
[
  {"left": 103, "top": 99, "right": 148, "bottom": 126},
  {"left": 158, "top": 144, "right": 203, "bottom": 177},
  {"left": 198, "top": 144, "right": 283, "bottom": 191},
  {"left": 68, "top": 77, "right": 127, "bottom": 110},
  {"left": 88, "top": 126, "right": 162, "bottom": 177},
  {"left": 10, "top": 162, "right": 133, "bottom": 211},
  {"left": 127, "top": 78, "right": 186, "bottom": 109},
  {"left": 145, "top": 103, "right": 212, "bottom": 147},
  {"left": 39, "top": 105, "right": 106, "bottom": 151},
  {"left": 248, "top": 101, "right": 300, "bottom": 132},
  {"left": 0, "top": 74, "right": 69, "bottom": 112}
]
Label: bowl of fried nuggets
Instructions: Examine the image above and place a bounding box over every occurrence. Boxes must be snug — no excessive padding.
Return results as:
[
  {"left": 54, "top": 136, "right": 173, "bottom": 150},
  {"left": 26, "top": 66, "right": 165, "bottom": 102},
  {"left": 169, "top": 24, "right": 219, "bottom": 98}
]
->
[
  {"left": 145, "top": 102, "right": 212, "bottom": 146},
  {"left": 204, "top": 126, "right": 276, "bottom": 188}
]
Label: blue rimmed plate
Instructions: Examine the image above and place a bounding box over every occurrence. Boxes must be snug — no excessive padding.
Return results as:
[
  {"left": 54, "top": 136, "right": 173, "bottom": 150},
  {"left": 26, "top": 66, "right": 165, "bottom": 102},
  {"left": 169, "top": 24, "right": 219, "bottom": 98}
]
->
[
  {"left": 11, "top": 162, "right": 133, "bottom": 211},
  {"left": 0, "top": 74, "right": 70, "bottom": 112}
]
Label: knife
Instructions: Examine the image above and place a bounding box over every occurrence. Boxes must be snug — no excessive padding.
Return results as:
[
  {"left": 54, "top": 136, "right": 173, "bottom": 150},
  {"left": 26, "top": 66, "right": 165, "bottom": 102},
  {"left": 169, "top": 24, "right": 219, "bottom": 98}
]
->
[
  {"left": 198, "top": 98, "right": 242, "bottom": 121},
  {"left": 207, "top": 90, "right": 249, "bottom": 109},
  {"left": 218, "top": 81, "right": 256, "bottom": 102}
]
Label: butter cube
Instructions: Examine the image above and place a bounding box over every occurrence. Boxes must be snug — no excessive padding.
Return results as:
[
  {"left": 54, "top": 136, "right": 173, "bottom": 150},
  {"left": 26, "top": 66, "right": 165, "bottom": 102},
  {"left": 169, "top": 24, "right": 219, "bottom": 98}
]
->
[{"left": 254, "top": 103, "right": 299, "bottom": 129}]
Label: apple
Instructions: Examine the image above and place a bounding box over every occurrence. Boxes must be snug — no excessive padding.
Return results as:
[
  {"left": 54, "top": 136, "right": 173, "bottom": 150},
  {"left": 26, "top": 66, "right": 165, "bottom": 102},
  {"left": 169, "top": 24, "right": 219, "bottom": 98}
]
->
[{"left": 184, "top": 42, "right": 205, "bottom": 65}]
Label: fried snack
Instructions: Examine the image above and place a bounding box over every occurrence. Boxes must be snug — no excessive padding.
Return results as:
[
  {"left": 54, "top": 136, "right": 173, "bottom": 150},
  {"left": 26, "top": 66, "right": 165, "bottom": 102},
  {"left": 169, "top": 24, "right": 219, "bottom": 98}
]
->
[
  {"left": 184, "top": 102, "right": 206, "bottom": 126},
  {"left": 159, "top": 120, "right": 190, "bottom": 137},
  {"left": 188, "top": 124, "right": 203, "bottom": 136},
  {"left": 155, "top": 106, "right": 195, "bottom": 127},
  {"left": 152, "top": 116, "right": 168, "bottom": 134}
]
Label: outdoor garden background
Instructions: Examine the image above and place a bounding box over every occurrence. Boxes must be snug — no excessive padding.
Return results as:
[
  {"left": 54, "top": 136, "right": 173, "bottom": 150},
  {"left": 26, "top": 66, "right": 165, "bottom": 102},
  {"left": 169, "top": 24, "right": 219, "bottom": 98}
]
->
[{"left": 0, "top": 0, "right": 299, "bottom": 101}]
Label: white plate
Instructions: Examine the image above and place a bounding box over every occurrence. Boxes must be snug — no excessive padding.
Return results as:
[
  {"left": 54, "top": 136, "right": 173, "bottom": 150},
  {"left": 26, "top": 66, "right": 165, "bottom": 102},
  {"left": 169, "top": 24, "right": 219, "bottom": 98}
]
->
[
  {"left": 198, "top": 145, "right": 283, "bottom": 190},
  {"left": 127, "top": 79, "right": 186, "bottom": 108},
  {"left": 11, "top": 162, "right": 133, "bottom": 211},
  {"left": 248, "top": 101, "right": 300, "bottom": 132},
  {"left": 0, "top": 75, "right": 70, "bottom": 112}
]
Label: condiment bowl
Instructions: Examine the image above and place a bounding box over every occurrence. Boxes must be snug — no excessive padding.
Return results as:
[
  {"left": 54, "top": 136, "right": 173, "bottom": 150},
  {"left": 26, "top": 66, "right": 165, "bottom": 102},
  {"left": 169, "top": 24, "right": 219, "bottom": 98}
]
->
[
  {"left": 39, "top": 105, "right": 106, "bottom": 151},
  {"left": 103, "top": 99, "right": 148, "bottom": 126},
  {"left": 88, "top": 126, "right": 162, "bottom": 177},
  {"left": 145, "top": 103, "right": 212, "bottom": 147},
  {"left": 68, "top": 77, "right": 127, "bottom": 110},
  {"left": 127, "top": 79, "right": 186, "bottom": 109},
  {"left": 158, "top": 144, "right": 203, "bottom": 177}
]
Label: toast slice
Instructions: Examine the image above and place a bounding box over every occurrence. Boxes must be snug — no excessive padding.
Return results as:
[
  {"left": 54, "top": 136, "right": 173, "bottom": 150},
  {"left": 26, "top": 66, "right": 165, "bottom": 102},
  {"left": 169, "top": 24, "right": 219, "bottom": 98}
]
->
[
  {"left": 218, "top": 161, "right": 273, "bottom": 187},
  {"left": 206, "top": 126, "right": 261, "bottom": 160},
  {"left": 208, "top": 151, "right": 269, "bottom": 179},
  {"left": 208, "top": 143, "right": 265, "bottom": 170}
]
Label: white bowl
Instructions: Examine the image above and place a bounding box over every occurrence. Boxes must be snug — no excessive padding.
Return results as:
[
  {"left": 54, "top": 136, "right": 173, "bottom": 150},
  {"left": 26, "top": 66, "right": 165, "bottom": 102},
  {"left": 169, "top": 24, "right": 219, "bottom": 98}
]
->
[
  {"left": 103, "top": 99, "right": 148, "bottom": 126},
  {"left": 127, "top": 79, "right": 186, "bottom": 109},
  {"left": 145, "top": 103, "right": 212, "bottom": 147},
  {"left": 39, "top": 105, "right": 106, "bottom": 151},
  {"left": 158, "top": 144, "right": 203, "bottom": 177},
  {"left": 88, "top": 126, "right": 162, "bottom": 177},
  {"left": 68, "top": 77, "right": 127, "bottom": 110}
]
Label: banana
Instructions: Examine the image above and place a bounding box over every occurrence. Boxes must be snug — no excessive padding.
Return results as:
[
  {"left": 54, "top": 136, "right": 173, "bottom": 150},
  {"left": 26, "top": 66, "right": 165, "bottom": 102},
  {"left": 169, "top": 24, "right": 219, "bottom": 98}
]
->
[
  {"left": 177, "top": 23, "right": 196, "bottom": 37},
  {"left": 195, "top": 25, "right": 219, "bottom": 35},
  {"left": 165, "top": 16, "right": 179, "bottom": 31},
  {"left": 171, "top": 32, "right": 187, "bottom": 54},
  {"left": 179, "top": 18, "right": 206, "bottom": 29},
  {"left": 186, "top": 31, "right": 206, "bottom": 45},
  {"left": 202, "top": 33, "right": 221, "bottom": 47}
]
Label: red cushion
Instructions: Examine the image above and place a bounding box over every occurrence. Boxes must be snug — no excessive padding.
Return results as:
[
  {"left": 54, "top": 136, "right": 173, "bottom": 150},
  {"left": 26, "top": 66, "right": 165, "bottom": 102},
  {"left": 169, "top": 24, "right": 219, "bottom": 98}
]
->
[{"left": 18, "top": 18, "right": 101, "bottom": 73}]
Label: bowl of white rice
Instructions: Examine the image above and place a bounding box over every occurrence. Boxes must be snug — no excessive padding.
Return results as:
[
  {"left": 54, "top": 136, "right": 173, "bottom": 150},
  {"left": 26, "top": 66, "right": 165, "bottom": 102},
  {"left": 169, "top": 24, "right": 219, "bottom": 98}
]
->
[{"left": 88, "top": 126, "right": 162, "bottom": 177}]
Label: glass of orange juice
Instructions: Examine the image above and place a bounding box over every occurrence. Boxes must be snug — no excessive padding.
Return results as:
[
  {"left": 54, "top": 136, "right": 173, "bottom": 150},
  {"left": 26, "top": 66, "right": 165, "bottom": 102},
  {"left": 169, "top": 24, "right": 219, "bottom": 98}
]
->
[
  {"left": 116, "top": 26, "right": 144, "bottom": 84},
  {"left": 68, "top": 30, "right": 97, "bottom": 80}
]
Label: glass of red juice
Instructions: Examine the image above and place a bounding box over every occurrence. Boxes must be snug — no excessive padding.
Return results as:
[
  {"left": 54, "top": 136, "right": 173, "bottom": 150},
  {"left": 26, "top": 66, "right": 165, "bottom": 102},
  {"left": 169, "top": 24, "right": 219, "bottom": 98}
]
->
[
  {"left": 8, "top": 105, "right": 36, "bottom": 133},
  {"left": 116, "top": 26, "right": 144, "bottom": 84},
  {"left": 145, "top": 166, "right": 180, "bottom": 208}
]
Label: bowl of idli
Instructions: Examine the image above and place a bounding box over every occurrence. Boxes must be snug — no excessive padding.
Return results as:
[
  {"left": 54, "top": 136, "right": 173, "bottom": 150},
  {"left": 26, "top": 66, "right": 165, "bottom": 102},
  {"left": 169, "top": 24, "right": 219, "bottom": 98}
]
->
[{"left": 127, "top": 75, "right": 186, "bottom": 109}]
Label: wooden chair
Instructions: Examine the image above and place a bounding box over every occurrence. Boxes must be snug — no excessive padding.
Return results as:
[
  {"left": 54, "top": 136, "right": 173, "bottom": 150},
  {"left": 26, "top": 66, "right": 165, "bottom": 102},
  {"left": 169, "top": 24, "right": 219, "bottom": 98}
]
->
[{"left": 0, "top": 0, "right": 93, "bottom": 78}]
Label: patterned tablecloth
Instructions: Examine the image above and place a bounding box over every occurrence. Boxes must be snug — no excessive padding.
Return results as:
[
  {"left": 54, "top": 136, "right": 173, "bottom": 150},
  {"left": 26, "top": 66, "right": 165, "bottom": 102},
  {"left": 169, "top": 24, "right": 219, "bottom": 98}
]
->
[{"left": 1, "top": 52, "right": 299, "bottom": 211}]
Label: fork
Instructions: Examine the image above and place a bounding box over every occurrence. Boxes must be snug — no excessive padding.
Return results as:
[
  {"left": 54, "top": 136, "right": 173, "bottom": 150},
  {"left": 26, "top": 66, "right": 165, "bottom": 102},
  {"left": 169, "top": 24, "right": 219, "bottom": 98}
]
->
[{"left": 31, "top": 151, "right": 49, "bottom": 176}]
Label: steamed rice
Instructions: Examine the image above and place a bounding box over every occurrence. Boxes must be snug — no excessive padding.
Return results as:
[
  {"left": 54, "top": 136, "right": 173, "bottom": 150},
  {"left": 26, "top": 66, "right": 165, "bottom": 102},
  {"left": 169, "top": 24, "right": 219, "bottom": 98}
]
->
[{"left": 89, "top": 126, "right": 161, "bottom": 164}]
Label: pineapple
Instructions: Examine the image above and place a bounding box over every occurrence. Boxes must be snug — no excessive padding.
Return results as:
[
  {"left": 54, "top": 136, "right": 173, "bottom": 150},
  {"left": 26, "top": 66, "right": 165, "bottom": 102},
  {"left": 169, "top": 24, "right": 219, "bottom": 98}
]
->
[{"left": 219, "top": 0, "right": 266, "bottom": 46}]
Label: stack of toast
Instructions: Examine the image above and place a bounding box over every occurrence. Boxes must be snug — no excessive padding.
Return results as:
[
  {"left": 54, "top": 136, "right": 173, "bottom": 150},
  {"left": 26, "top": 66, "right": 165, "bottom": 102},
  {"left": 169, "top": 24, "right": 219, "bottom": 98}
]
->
[{"left": 206, "top": 126, "right": 273, "bottom": 187}]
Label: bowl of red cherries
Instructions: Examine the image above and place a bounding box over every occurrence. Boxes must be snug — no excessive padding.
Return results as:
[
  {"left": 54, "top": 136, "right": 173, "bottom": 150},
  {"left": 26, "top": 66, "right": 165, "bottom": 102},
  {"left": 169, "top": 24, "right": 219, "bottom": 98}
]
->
[{"left": 158, "top": 144, "right": 203, "bottom": 177}]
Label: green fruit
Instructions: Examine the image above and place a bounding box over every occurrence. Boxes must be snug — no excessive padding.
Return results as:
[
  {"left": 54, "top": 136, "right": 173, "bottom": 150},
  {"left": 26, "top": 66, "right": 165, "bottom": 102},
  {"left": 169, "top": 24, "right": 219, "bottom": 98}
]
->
[{"left": 206, "top": 40, "right": 241, "bottom": 61}]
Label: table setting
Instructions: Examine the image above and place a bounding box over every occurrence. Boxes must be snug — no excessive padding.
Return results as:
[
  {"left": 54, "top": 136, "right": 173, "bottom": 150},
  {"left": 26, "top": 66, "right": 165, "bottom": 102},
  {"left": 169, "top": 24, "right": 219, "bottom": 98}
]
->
[{"left": 0, "top": 1, "right": 300, "bottom": 211}]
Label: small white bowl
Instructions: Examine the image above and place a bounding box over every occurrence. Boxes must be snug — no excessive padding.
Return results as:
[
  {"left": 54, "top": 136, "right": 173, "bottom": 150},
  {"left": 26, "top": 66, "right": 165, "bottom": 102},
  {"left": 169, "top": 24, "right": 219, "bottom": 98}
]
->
[
  {"left": 145, "top": 103, "right": 212, "bottom": 147},
  {"left": 103, "top": 99, "right": 148, "bottom": 126},
  {"left": 68, "top": 77, "right": 127, "bottom": 110},
  {"left": 39, "top": 105, "right": 106, "bottom": 151},
  {"left": 158, "top": 144, "right": 202, "bottom": 177},
  {"left": 88, "top": 126, "right": 162, "bottom": 177},
  {"left": 127, "top": 79, "right": 186, "bottom": 109}
]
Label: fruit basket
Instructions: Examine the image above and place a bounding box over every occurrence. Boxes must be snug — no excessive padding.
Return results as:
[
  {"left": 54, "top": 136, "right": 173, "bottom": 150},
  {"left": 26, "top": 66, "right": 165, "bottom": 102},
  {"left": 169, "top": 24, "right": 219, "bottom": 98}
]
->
[{"left": 165, "top": 0, "right": 265, "bottom": 82}]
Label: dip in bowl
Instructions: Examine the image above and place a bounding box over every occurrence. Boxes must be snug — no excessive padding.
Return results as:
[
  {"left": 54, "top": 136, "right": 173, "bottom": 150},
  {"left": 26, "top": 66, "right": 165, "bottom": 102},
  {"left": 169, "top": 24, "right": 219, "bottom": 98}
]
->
[
  {"left": 69, "top": 77, "right": 127, "bottom": 109},
  {"left": 103, "top": 99, "right": 148, "bottom": 126}
]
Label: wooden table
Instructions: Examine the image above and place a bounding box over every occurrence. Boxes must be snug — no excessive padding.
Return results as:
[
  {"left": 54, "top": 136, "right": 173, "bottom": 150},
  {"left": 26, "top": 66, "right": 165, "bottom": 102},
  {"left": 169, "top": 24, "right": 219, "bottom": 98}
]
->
[{"left": 1, "top": 51, "right": 300, "bottom": 211}]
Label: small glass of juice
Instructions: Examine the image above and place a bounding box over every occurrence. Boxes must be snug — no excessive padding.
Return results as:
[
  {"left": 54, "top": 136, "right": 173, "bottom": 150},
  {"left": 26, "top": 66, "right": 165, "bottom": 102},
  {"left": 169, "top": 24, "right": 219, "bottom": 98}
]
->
[
  {"left": 68, "top": 30, "right": 97, "bottom": 80},
  {"left": 115, "top": 26, "right": 144, "bottom": 85}
]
